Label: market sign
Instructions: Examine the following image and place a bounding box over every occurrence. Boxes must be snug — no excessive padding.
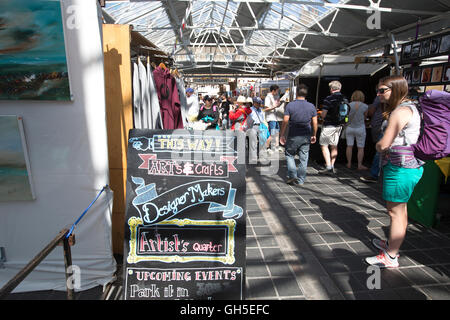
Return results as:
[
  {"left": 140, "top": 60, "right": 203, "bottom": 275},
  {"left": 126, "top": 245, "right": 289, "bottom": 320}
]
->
[
  {"left": 123, "top": 129, "right": 246, "bottom": 300},
  {"left": 192, "top": 78, "right": 229, "bottom": 84}
]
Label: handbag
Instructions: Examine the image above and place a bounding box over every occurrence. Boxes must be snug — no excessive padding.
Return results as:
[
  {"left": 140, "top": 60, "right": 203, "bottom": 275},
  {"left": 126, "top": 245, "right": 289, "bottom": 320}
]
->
[{"left": 254, "top": 110, "right": 270, "bottom": 145}]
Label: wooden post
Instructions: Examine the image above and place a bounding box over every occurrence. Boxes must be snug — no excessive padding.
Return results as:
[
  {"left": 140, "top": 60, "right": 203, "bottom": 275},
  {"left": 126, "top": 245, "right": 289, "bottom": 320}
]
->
[
  {"left": 63, "top": 237, "right": 75, "bottom": 300},
  {"left": 103, "top": 24, "right": 134, "bottom": 254}
]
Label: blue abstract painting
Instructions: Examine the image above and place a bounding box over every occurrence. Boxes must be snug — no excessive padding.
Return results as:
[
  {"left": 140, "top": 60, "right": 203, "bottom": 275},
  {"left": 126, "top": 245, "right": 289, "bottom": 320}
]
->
[
  {"left": 0, "top": 116, "right": 34, "bottom": 201},
  {"left": 0, "top": 0, "right": 71, "bottom": 100}
]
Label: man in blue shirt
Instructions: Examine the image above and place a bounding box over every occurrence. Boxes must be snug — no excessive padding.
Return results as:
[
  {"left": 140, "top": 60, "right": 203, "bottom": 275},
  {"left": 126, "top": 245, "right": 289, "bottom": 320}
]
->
[{"left": 280, "top": 84, "right": 318, "bottom": 185}]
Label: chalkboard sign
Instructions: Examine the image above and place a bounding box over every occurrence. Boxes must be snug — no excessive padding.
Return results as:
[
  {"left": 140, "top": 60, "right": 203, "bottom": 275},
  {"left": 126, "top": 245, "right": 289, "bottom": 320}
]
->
[{"left": 123, "top": 129, "right": 246, "bottom": 300}]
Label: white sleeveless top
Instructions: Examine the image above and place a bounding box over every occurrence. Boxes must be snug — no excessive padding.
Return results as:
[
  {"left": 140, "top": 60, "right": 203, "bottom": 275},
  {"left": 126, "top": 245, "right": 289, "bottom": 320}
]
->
[{"left": 390, "top": 102, "right": 421, "bottom": 147}]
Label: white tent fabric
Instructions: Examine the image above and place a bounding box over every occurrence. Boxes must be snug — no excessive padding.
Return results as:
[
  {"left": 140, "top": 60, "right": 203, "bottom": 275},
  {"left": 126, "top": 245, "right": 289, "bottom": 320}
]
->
[
  {"left": 0, "top": 0, "right": 116, "bottom": 293},
  {"left": 294, "top": 54, "right": 389, "bottom": 78}
]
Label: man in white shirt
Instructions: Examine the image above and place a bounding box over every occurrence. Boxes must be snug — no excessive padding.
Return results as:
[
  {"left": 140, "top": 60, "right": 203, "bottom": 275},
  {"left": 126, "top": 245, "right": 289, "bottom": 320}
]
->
[
  {"left": 264, "top": 85, "right": 282, "bottom": 153},
  {"left": 186, "top": 88, "right": 199, "bottom": 123},
  {"left": 247, "top": 97, "right": 266, "bottom": 163}
]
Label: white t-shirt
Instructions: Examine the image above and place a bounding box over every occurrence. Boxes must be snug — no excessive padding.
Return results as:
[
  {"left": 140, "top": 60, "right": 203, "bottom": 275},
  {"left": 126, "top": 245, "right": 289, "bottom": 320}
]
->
[
  {"left": 265, "top": 93, "right": 278, "bottom": 122},
  {"left": 186, "top": 94, "right": 199, "bottom": 121}
]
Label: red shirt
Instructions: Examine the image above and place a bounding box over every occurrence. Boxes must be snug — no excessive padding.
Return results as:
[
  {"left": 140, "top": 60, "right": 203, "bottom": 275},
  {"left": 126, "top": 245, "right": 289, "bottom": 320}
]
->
[{"left": 229, "top": 106, "right": 252, "bottom": 130}]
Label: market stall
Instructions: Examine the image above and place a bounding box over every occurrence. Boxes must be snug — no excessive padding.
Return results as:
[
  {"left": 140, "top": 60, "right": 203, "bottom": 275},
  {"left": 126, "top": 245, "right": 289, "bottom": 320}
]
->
[{"left": 293, "top": 54, "right": 391, "bottom": 166}]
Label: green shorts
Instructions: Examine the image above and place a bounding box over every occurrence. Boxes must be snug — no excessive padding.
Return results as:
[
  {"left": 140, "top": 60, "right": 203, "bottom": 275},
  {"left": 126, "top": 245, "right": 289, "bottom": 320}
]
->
[{"left": 382, "top": 161, "right": 424, "bottom": 203}]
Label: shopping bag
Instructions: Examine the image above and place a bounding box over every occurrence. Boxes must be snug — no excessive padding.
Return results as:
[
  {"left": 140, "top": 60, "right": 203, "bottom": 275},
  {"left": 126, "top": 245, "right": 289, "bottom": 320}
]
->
[{"left": 258, "top": 122, "right": 270, "bottom": 146}]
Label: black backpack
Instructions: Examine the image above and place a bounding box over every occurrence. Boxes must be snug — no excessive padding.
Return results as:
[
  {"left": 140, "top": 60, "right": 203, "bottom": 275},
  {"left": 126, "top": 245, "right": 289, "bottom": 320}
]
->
[{"left": 336, "top": 97, "right": 351, "bottom": 125}]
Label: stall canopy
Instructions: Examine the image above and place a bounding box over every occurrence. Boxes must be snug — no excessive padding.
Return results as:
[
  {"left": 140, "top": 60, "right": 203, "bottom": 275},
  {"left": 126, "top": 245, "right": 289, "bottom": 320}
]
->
[{"left": 294, "top": 54, "right": 389, "bottom": 77}]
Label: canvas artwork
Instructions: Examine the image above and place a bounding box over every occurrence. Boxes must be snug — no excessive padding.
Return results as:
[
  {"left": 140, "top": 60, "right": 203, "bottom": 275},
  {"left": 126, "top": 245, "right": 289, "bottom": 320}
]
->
[
  {"left": 430, "top": 37, "right": 441, "bottom": 55},
  {"left": 412, "top": 69, "right": 421, "bottom": 84},
  {"left": 0, "top": 0, "right": 71, "bottom": 100},
  {"left": 421, "top": 68, "right": 432, "bottom": 83},
  {"left": 402, "top": 44, "right": 412, "bottom": 59},
  {"left": 444, "top": 65, "right": 450, "bottom": 83},
  {"left": 439, "top": 34, "right": 450, "bottom": 54},
  {"left": 411, "top": 42, "right": 421, "bottom": 58},
  {"left": 420, "top": 39, "right": 431, "bottom": 57},
  {"left": 403, "top": 69, "right": 412, "bottom": 84},
  {"left": 0, "top": 115, "right": 34, "bottom": 201},
  {"left": 431, "top": 66, "right": 443, "bottom": 83}
]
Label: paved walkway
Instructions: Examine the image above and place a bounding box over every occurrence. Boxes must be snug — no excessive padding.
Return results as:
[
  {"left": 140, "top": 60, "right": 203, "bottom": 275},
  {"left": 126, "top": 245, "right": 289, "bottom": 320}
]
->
[
  {"left": 5, "top": 155, "right": 450, "bottom": 300},
  {"left": 245, "top": 155, "right": 450, "bottom": 300}
]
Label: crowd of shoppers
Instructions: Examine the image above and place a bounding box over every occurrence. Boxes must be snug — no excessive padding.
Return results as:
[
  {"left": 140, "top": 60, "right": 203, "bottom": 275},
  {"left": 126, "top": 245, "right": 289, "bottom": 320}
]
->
[{"left": 184, "top": 74, "right": 427, "bottom": 268}]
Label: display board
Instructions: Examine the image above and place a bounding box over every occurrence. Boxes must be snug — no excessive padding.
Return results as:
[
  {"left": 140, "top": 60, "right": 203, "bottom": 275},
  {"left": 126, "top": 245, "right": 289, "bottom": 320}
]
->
[
  {"left": 400, "top": 32, "right": 450, "bottom": 64},
  {"left": 403, "top": 62, "right": 449, "bottom": 86},
  {"left": 123, "top": 129, "right": 246, "bottom": 300},
  {"left": 400, "top": 31, "right": 450, "bottom": 87}
]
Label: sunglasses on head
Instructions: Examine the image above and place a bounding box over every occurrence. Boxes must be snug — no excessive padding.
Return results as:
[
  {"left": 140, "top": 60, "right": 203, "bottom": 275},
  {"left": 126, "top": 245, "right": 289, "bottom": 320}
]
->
[{"left": 377, "top": 87, "right": 391, "bottom": 94}]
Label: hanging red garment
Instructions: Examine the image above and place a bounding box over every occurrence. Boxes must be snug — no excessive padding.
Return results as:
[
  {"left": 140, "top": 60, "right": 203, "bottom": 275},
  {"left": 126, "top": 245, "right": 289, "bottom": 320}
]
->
[{"left": 152, "top": 66, "right": 183, "bottom": 129}]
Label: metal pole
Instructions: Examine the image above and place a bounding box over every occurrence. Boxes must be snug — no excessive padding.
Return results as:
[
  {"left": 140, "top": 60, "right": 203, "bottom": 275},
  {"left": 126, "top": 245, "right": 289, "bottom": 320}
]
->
[
  {"left": 315, "top": 62, "right": 323, "bottom": 108},
  {"left": 389, "top": 32, "right": 400, "bottom": 76}
]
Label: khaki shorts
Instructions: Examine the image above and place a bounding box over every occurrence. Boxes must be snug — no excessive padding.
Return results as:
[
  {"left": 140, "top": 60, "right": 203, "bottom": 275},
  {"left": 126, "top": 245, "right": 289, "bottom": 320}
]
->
[{"left": 319, "top": 125, "right": 342, "bottom": 146}]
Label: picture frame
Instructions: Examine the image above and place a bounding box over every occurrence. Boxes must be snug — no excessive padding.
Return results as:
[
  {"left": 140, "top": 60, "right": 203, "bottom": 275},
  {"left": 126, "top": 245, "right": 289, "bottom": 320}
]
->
[
  {"left": 403, "top": 69, "right": 412, "bottom": 84},
  {"left": 411, "top": 42, "right": 421, "bottom": 58},
  {"left": 430, "top": 37, "right": 441, "bottom": 55},
  {"left": 412, "top": 68, "right": 421, "bottom": 84},
  {"left": 0, "top": 115, "right": 35, "bottom": 201},
  {"left": 421, "top": 67, "right": 432, "bottom": 83},
  {"left": 420, "top": 39, "right": 431, "bottom": 57},
  {"left": 440, "top": 34, "right": 450, "bottom": 54},
  {"left": 0, "top": 0, "right": 72, "bottom": 101},
  {"left": 431, "top": 66, "right": 443, "bottom": 83},
  {"left": 443, "top": 64, "right": 450, "bottom": 83},
  {"left": 402, "top": 44, "right": 412, "bottom": 60}
]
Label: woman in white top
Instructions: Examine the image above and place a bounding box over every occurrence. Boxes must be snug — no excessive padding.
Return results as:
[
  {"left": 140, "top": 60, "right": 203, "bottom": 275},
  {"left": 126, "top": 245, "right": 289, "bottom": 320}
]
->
[
  {"left": 345, "top": 90, "right": 369, "bottom": 170},
  {"left": 365, "top": 75, "right": 423, "bottom": 268}
]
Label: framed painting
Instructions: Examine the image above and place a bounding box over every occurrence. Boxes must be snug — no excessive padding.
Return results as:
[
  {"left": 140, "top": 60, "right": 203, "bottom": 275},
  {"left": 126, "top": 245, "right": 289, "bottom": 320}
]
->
[
  {"left": 0, "top": 115, "right": 35, "bottom": 201},
  {"left": 0, "top": 0, "right": 71, "bottom": 100}
]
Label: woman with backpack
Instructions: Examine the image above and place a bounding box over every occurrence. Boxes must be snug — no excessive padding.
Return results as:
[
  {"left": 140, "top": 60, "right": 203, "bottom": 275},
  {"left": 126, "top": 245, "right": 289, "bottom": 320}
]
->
[
  {"left": 365, "top": 75, "right": 424, "bottom": 268},
  {"left": 197, "top": 95, "right": 219, "bottom": 130}
]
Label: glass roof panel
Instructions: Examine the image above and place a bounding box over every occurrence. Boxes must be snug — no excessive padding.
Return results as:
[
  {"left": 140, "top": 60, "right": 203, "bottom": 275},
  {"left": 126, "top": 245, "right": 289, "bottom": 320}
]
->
[{"left": 104, "top": 0, "right": 347, "bottom": 70}]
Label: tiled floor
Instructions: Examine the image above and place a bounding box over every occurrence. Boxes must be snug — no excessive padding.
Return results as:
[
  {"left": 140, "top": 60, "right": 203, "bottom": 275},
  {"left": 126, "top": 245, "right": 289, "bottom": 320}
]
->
[
  {"left": 245, "top": 155, "right": 450, "bottom": 300},
  {"left": 5, "top": 155, "right": 450, "bottom": 300}
]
